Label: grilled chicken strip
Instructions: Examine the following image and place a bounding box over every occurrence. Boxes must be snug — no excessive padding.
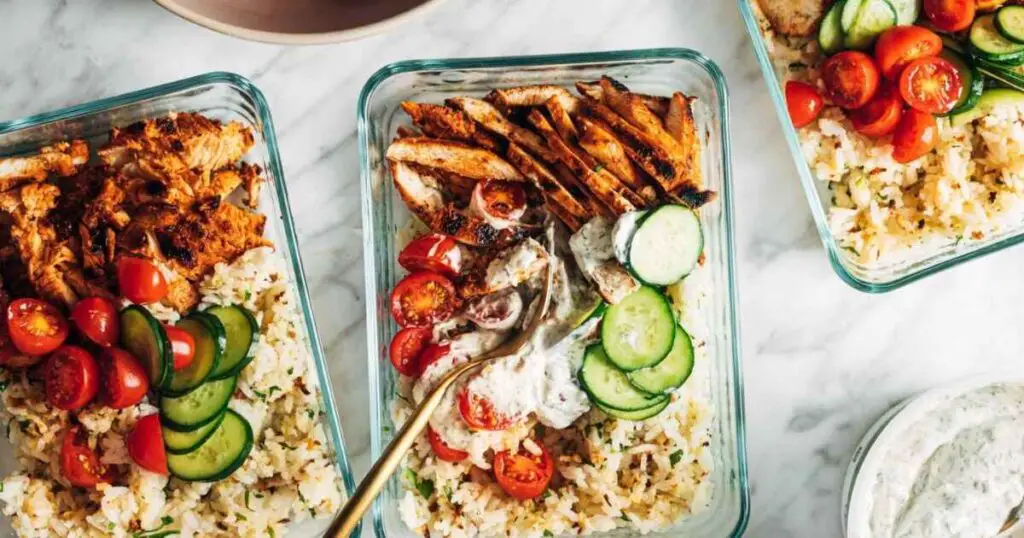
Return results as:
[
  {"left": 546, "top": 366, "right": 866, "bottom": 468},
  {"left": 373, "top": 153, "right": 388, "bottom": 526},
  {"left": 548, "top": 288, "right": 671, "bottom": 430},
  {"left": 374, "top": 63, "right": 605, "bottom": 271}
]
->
[
  {"left": 544, "top": 96, "right": 579, "bottom": 143},
  {"left": 0, "top": 140, "right": 89, "bottom": 192},
  {"left": 485, "top": 85, "right": 579, "bottom": 111},
  {"left": 386, "top": 138, "right": 524, "bottom": 182},
  {"left": 576, "top": 80, "right": 669, "bottom": 117},
  {"left": 446, "top": 97, "right": 558, "bottom": 163},
  {"left": 598, "top": 78, "right": 685, "bottom": 157},
  {"left": 527, "top": 110, "right": 641, "bottom": 215},
  {"left": 389, "top": 160, "right": 528, "bottom": 248},
  {"left": 399, "top": 102, "right": 503, "bottom": 152},
  {"left": 576, "top": 116, "right": 655, "bottom": 202},
  {"left": 756, "top": 0, "right": 826, "bottom": 37},
  {"left": 506, "top": 143, "right": 589, "bottom": 231}
]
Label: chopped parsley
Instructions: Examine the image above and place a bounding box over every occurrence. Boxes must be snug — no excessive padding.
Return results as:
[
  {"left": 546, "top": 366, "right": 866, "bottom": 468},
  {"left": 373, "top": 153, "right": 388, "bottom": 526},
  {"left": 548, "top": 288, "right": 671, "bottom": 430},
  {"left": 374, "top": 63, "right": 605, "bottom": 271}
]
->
[
  {"left": 268, "top": 528, "right": 276, "bottom": 538},
  {"left": 443, "top": 485, "right": 453, "bottom": 500},
  {"left": 287, "top": 367, "right": 294, "bottom": 375},
  {"left": 235, "top": 512, "right": 248, "bottom": 522},
  {"left": 669, "top": 450, "right": 684, "bottom": 466},
  {"left": 244, "top": 290, "right": 252, "bottom": 301},
  {"left": 0, "top": 379, "right": 9, "bottom": 393},
  {"left": 788, "top": 62, "right": 808, "bottom": 71},
  {"left": 306, "top": 409, "right": 316, "bottom": 420},
  {"left": 594, "top": 164, "right": 604, "bottom": 173},
  {"left": 403, "top": 468, "right": 435, "bottom": 499},
  {"left": 543, "top": 531, "right": 554, "bottom": 537},
  {"left": 245, "top": 490, "right": 252, "bottom": 510},
  {"left": 131, "top": 516, "right": 176, "bottom": 538},
  {"left": 268, "top": 386, "right": 281, "bottom": 396},
  {"left": 252, "top": 389, "right": 267, "bottom": 400}
]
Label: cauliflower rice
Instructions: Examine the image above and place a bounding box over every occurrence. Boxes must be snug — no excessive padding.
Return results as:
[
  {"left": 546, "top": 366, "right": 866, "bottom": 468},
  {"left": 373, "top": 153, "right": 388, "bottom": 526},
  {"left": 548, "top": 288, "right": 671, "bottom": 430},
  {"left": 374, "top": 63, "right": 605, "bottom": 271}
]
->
[
  {"left": 0, "top": 248, "right": 343, "bottom": 538},
  {"left": 754, "top": 2, "right": 1024, "bottom": 265},
  {"left": 391, "top": 266, "right": 716, "bottom": 538}
]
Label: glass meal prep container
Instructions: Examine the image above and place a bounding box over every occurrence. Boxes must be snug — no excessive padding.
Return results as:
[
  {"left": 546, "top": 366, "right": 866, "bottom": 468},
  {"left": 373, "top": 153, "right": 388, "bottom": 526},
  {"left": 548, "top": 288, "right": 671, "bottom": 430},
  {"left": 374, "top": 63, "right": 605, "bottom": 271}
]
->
[
  {"left": 738, "top": 0, "right": 1024, "bottom": 292},
  {"left": 357, "top": 48, "right": 749, "bottom": 538},
  {"left": 0, "top": 72, "right": 358, "bottom": 538}
]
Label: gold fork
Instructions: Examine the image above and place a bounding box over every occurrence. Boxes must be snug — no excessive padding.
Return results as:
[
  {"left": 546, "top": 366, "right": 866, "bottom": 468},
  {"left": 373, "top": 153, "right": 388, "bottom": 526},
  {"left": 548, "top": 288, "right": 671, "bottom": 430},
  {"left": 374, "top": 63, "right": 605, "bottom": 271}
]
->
[{"left": 326, "top": 248, "right": 555, "bottom": 538}]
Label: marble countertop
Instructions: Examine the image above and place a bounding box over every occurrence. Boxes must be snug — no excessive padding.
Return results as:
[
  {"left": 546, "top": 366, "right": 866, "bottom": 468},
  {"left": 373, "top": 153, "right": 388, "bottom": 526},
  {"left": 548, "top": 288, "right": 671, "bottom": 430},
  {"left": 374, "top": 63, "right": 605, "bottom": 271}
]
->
[{"left": 4, "top": 1, "right": 1023, "bottom": 536}]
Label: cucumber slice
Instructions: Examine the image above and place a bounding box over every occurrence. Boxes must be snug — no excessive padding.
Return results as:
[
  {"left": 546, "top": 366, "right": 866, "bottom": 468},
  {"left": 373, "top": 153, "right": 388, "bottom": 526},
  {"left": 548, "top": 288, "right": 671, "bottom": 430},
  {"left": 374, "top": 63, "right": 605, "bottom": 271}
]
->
[
  {"left": 119, "top": 306, "right": 172, "bottom": 389},
  {"left": 595, "top": 399, "right": 669, "bottom": 421},
  {"left": 600, "top": 286, "right": 677, "bottom": 371},
  {"left": 819, "top": 0, "right": 847, "bottom": 56},
  {"left": 844, "top": 0, "right": 898, "bottom": 51},
  {"left": 160, "top": 376, "right": 237, "bottom": 432},
  {"left": 940, "top": 48, "right": 984, "bottom": 116},
  {"left": 626, "top": 325, "right": 695, "bottom": 395},
  {"left": 164, "top": 312, "right": 226, "bottom": 396},
  {"left": 889, "top": 0, "right": 920, "bottom": 25},
  {"left": 841, "top": 0, "right": 863, "bottom": 31},
  {"left": 205, "top": 305, "right": 258, "bottom": 380},
  {"left": 167, "top": 409, "right": 253, "bottom": 482},
  {"left": 971, "top": 15, "right": 1024, "bottom": 64},
  {"left": 997, "top": 6, "right": 1024, "bottom": 44},
  {"left": 579, "top": 345, "right": 668, "bottom": 411},
  {"left": 163, "top": 411, "right": 225, "bottom": 454},
  {"left": 627, "top": 204, "right": 703, "bottom": 286},
  {"left": 951, "top": 88, "right": 1024, "bottom": 126}
]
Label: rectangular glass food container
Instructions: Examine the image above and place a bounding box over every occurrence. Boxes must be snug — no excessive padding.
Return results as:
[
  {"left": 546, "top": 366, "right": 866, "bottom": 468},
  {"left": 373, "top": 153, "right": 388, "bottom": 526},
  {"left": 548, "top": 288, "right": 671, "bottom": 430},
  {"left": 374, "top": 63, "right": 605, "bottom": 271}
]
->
[
  {"left": 0, "top": 72, "right": 358, "bottom": 538},
  {"left": 738, "top": 0, "right": 1024, "bottom": 292},
  {"left": 358, "top": 49, "right": 749, "bottom": 538}
]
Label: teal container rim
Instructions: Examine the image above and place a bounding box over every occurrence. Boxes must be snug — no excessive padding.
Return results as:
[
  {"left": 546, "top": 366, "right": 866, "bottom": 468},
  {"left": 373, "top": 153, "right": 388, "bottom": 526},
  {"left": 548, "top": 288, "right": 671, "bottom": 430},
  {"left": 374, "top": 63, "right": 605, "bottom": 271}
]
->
[
  {"left": 356, "top": 48, "right": 749, "bottom": 538},
  {"left": 0, "top": 72, "right": 359, "bottom": 536},
  {"left": 736, "top": 0, "right": 1024, "bottom": 293}
]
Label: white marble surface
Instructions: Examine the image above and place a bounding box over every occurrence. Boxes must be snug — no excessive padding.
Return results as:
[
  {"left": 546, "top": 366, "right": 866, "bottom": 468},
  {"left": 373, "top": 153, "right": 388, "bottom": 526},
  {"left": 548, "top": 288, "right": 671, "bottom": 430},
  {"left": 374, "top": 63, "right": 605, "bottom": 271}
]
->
[{"left": 2, "top": 1, "right": 1023, "bottom": 537}]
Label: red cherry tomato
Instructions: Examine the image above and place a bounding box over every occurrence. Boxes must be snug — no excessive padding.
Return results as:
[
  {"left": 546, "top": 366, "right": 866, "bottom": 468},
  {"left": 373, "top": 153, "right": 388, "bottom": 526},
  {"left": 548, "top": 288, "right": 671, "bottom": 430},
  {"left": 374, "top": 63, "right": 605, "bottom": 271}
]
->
[
  {"left": 493, "top": 441, "right": 555, "bottom": 500},
  {"left": 6, "top": 298, "right": 68, "bottom": 356},
  {"left": 892, "top": 109, "right": 939, "bottom": 163},
  {"left": 163, "top": 325, "right": 196, "bottom": 371},
  {"left": 875, "top": 26, "right": 943, "bottom": 80},
  {"left": 70, "top": 297, "right": 119, "bottom": 348},
  {"left": 924, "top": 0, "right": 976, "bottom": 32},
  {"left": 116, "top": 257, "right": 168, "bottom": 304},
  {"left": 822, "top": 51, "right": 881, "bottom": 109},
  {"left": 427, "top": 426, "right": 468, "bottom": 462},
  {"left": 389, "top": 327, "right": 432, "bottom": 377},
  {"left": 851, "top": 90, "right": 904, "bottom": 137},
  {"left": 785, "top": 81, "right": 825, "bottom": 128},
  {"left": 45, "top": 346, "right": 99, "bottom": 411},
  {"left": 390, "top": 272, "right": 457, "bottom": 328},
  {"left": 125, "top": 414, "right": 168, "bottom": 475},
  {"left": 899, "top": 56, "right": 964, "bottom": 114},
  {"left": 416, "top": 343, "right": 453, "bottom": 376},
  {"left": 101, "top": 348, "right": 149, "bottom": 409},
  {"left": 457, "top": 389, "right": 513, "bottom": 431},
  {"left": 60, "top": 426, "right": 110, "bottom": 488},
  {"left": 398, "top": 234, "right": 463, "bottom": 277}
]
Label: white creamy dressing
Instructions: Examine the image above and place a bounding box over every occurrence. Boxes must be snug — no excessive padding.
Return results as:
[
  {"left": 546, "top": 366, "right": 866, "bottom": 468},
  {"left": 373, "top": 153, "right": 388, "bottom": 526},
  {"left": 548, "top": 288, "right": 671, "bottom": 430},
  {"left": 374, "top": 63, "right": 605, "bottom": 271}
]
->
[
  {"left": 569, "top": 217, "right": 617, "bottom": 275},
  {"left": 569, "top": 215, "right": 642, "bottom": 304},
  {"left": 483, "top": 237, "right": 548, "bottom": 292},
  {"left": 867, "top": 383, "right": 1024, "bottom": 538}
]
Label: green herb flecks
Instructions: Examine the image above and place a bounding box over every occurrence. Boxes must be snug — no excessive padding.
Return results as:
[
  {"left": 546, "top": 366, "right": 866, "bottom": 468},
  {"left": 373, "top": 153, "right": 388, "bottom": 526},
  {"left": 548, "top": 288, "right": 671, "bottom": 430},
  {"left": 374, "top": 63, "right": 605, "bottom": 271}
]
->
[
  {"left": 669, "top": 450, "right": 684, "bottom": 466},
  {"left": 403, "top": 468, "right": 435, "bottom": 499}
]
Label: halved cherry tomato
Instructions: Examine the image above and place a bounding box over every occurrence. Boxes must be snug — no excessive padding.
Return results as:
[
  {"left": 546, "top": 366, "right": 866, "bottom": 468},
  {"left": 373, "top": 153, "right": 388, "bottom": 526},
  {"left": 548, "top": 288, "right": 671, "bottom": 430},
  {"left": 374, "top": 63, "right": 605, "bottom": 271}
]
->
[
  {"left": 70, "top": 297, "right": 119, "bottom": 348},
  {"left": 417, "top": 342, "right": 452, "bottom": 376},
  {"left": 471, "top": 180, "right": 527, "bottom": 225},
  {"left": 785, "top": 81, "right": 825, "bottom": 128},
  {"left": 924, "top": 0, "right": 976, "bottom": 32},
  {"left": 427, "top": 426, "right": 468, "bottom": 462},
  {"left": 875, "top": 26, "right": 943, "bottom": 80},
  {"left": 457, "top": 389, "right": 513, "bottom": 431},
  {"left": 125, "top": 414, "right": 168, "bottom": 475},
  {"left": 493, "top": 441, "right": 555, "bottom": 500},
  {"left": 390, "top": 272, "right": 457, "bottom": 328},
  {"left": 892, "top": 109, "right": 939, "bottom": 163},
  {"left": 852, "top": 90, "right": 904, "bottom": 137},
  {"left": 6, "top": 298, "right": 68, "bottom": 356},
  {"left": 899, "top": 56, "right": 963, "bottom": 114},
  {"left": 822, "top": 51, "right": 880, "bottom": 109},
  {"left": 398, "top": 234, "right": 463, "bottom": 277},
  {"left": 45, "top": 346, "right": 99, "bottom": 411},
  {"left": 389, "top": 327, "right": 432, "bottom": 377},
  {"left": 164, "top": 325, "right": 196, "bottom": 371},
  {"left": 116, "top": 257, "right": 168, "bottom": 304},
  {"left": 101, "top": 348, "right": 149, "bottom": 409},
  {"left": 60, "top": 426, "right": 110, "bottom": 488}
]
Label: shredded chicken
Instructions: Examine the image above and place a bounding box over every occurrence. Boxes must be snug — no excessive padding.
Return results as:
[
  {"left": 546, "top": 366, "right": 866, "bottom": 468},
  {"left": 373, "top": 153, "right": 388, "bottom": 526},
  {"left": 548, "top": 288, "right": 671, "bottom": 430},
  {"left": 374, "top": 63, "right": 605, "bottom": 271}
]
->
[{"left": 0, "top": 140, "right": 88, "bottom": 192}]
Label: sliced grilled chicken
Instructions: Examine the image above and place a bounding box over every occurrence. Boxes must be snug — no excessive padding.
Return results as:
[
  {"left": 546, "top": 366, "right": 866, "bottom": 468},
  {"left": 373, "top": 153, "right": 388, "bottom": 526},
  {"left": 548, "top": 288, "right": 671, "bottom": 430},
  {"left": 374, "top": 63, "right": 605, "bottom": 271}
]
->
[
  {"left": 576, "top": 116, "right": 655, "bottom": 203},
  {"left": 446, "top": 97, "right": 558, "bottom": 163},
  {"left": 506, "top": 143, "right": 589, "bottom": 231},
  {"left": 756, "top": 0, "right": 826, "bottom": 37},
  {"left": 485, "top": 85, "right": 579, "bottom": 111},
  {"left": 576, "top": 80, "right": 670, "bottom": 117},
  {"left": 399, "top": 101, "right": 502, "bottom": 152},
  {"left": 544, "top": 96, "right": 579, "bottom": 142},
  {"left": 386, "top": 138, "right": 524, "bottom": 182},
  {"left": 0, "top": 140, "right": 89, "bottom": 192}
]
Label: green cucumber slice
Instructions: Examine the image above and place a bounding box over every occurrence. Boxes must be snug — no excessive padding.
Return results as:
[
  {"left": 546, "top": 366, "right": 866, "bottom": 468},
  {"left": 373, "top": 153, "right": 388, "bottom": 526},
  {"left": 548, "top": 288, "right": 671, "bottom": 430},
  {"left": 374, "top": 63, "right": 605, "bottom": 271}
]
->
[
  {"left": 579, "top": 345, "right": 668, "bottom": 411},
  {"left": 889, "top": 0, "right": 920, "bottom": 25},
  {"left": 819, "top": 0, "right": 847, "bottom": 56},
  {"left": 971, "top": 15, "right": 1024, "bottom": 64},
  {"left": 627, "top": 204, "right": 703, "bottom": 286},
  {"left": 163, "top": 412, "right": 225, "bottom": 454},
  {"left": 951, "top": 88, "right": 1024, "bottom": 126},
  {"left": 841, "top": 0, "right": 863, "bottom": 31},
  {"left": 205, "top": 305, "right": 258, "bottom": 380},
  {"left": 119, "top": 306, "right": 172, "bottom": 389},
  {"left": 600, "top": 286, "right": 676, "bottom": 371},
  {"left": 164, "top": 312, "right": 226, "bottom": 396},
  {"left": 844, "top": 0, "right": 898, "bottom": 51},
  {"left": 940, "top": 48, "right": 984, "bottom": 116},
  {"left": 997, "top": 6, "right": 1024, "bottom": 44},
  {"left": 167, "top": 409, "right": 253, "bottom": 482},
  {"left": 595, "top": 399, "right": 670, "bottom": 421},
  {"left": 626, "top": 325, "right": 695, "bottom": 395},
  {"left": 160, "top": 376, "right": 237, "bottom": 432}
]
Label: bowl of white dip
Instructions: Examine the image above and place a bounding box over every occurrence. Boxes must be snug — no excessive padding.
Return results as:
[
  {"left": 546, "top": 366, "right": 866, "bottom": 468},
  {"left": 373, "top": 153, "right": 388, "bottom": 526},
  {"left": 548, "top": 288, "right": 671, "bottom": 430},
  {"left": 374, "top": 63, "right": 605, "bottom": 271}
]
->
[{"left": 843, "top": 374, "right": 1024, "bottom": 538}]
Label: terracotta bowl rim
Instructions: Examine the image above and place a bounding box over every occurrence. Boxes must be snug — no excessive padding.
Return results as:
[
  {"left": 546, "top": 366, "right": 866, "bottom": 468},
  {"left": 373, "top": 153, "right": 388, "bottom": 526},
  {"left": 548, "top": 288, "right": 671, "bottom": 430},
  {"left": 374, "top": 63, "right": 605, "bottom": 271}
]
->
[{"left": 153, "top": 0, "right": 449, "bottom": 45}]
